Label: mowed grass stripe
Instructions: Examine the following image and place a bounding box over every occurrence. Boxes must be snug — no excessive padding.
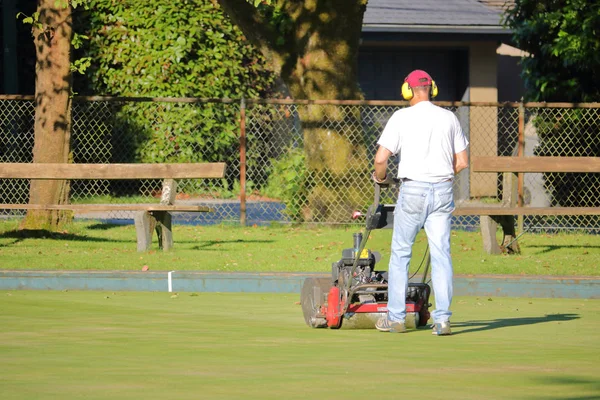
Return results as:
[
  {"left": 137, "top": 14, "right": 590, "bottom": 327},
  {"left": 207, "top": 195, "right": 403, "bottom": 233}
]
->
[{"left": 1, "top": 291, "right": 599, "bottom": 400}]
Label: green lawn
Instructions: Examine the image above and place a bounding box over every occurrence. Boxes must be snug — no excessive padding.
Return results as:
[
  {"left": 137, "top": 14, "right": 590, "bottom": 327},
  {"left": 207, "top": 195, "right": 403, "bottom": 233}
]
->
[
  {"left": 1, "top": 291, "right": 598, "bottom": 400},
  {"left": 0, "top": 219, "right": 598, "bottom": 276}
]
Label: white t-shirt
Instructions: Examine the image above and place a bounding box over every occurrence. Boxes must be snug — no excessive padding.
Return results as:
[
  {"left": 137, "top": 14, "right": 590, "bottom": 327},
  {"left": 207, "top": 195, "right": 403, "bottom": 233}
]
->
[{"left": 377, "top": 101, "right": 469, "bottom": 183}]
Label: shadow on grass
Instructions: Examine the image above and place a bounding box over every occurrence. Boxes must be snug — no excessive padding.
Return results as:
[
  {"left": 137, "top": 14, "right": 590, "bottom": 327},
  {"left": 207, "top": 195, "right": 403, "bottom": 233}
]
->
[
  {"left": 526, "top": 244, "right": 600, "bottom": 255},
  {"left": 86, "top": 223, "right": 127, "bottom": 231},
  {"left": 532, "top": 376, "right": 600, "bottom": 400},
  {"left": 454, "top": 313, "right": 579, "bottom": 335},
  {"left": 192, "top": 239, "right": 275, "bottom": 250},
  {"left": 0, "top": 229, "right": 130, "bottom": 246}
]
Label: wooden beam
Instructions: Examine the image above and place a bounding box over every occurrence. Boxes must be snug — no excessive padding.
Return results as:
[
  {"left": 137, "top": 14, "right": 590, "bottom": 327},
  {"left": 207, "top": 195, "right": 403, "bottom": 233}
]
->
[
  {"left": 0, "top": 204, "right": 213, "bottom": 212},
  {"left": 454, "top": 207, "right": 600, "bottom": 216},
  {"left": 0, "top": 163, "right": 226, "bottom": 180},
  {"left": 471, "top": 157, "right": 600, "bottom": 173}
]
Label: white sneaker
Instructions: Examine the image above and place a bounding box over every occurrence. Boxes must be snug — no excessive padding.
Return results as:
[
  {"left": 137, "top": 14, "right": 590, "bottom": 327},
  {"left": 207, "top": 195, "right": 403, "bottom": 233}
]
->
[
  {"left": 376, "top": 317, "right": 407, "bottom": 333},
  {"left": 432, "top": 321, "right": 452, "bottom": 336}
]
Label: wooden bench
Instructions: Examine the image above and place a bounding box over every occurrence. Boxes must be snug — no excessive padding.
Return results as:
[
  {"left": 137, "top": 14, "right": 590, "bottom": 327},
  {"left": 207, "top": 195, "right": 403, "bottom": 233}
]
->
[
  {"left": 0, "top": 162, "right": 226, "bottom": 251},
  {"left": 454, "top": 156, "right": 600, "bottom": 254}
]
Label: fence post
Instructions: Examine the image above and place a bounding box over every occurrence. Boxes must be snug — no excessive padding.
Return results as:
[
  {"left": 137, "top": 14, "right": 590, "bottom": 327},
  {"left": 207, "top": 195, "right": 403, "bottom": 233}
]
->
[
  {"left": 239, "top": 97, "right": 247, "bottom": 226},
  {"left": 517, "top": 102, "right": 525, "bottom": 232}
]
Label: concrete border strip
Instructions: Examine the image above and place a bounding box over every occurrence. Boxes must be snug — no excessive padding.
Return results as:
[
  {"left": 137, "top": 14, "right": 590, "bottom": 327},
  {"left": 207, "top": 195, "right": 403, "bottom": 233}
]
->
[{"left": 0, "top": 271, "right": 598, "bottom": 299}]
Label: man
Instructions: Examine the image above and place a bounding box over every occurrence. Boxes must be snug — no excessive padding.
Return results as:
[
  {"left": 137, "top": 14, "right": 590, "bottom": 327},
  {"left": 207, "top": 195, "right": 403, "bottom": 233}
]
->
[{"left": 373, "top": 69, "right": 469, "bottom": 336}]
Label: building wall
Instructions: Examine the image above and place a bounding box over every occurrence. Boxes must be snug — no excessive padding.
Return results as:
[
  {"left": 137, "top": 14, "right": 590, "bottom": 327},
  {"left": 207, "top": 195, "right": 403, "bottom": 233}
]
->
[
  {"left": 469, "top": 42, "right": 498, "bottom": 197},
  {"left": 358, "top": 46, "right": 468, "bottom": 101},
  {"left": 497, "top": 44, "right": 526, "bottom": 102}
]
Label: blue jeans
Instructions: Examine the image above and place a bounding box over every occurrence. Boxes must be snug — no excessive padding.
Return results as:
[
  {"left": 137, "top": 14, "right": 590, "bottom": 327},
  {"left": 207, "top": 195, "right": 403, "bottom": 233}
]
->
[{"left": 387, "top": 180, "right": 455, "bottom": 324}]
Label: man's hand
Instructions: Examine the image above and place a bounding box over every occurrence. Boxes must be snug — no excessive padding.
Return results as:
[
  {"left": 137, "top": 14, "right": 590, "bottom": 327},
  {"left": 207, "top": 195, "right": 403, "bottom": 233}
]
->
[
  {"left": 372, "top": 171, "right": 395, "bottom": 186},
  {"left": 372, "top": 170, "right": 387, "bottom": 184}
]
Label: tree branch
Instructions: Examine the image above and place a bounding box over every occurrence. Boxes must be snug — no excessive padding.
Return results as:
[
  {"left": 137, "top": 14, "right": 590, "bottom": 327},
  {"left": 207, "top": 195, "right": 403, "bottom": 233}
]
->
[{"left": 216, "top": 0, "right": 281, "bottom": 56}]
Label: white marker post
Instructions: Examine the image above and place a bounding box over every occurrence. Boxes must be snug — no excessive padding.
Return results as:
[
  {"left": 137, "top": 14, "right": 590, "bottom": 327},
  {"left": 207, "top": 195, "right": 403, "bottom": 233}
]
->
[{"left": 168, "top": 271, "right": 175, "bottom": 292}]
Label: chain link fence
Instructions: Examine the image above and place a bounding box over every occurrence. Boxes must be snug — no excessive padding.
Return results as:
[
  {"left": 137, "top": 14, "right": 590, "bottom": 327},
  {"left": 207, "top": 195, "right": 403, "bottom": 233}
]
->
[{"left": 1, "top": 96, "right": 598, "bottom": 231}]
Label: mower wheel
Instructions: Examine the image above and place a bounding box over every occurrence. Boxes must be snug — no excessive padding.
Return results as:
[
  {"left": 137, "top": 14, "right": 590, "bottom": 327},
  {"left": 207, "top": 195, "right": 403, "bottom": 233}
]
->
[{"left": 300, "top": 277, "right": 331, "bottom": 328}]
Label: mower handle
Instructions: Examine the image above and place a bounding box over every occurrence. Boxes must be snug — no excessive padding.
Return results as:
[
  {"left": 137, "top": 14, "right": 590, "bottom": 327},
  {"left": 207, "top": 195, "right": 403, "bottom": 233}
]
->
[
  {"left": 367, "top": 178, "right": 400, "bottom": 230},
  {"left": 342, "top": 179, "right": 399, "bottom": 301}
]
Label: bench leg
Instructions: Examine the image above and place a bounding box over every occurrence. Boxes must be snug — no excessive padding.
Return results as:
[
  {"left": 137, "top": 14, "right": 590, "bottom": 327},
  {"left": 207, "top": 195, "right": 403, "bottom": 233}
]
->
[
  {"left": 134, "top": 211, "right": 155, "bottom": 252},
  {"left": 480, "top": 216, "right": 502, "bottom": 254},
  {"left": 480, "top": 215, "right": 521, "bottom": 255},
  {"left": 152, "top": 211, "right": 173, "bottom": 251},
  {"left": 492, "top": 215, "right": 521, "bottom": 254},
  {"left": 134, "top": 211, "right": 174, "bottom": 252}
]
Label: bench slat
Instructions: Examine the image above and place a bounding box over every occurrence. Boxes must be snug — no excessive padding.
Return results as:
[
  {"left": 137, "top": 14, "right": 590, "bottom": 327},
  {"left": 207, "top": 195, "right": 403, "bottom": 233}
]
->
[
  {"left": 0, "top": 204, "right": 213, "bottom": 212},
  {"left": 0, "top": 163, "right": 226, "bottom": 180},
  {"left": 471, "top": 157, "right": 600, "bottom": 173},
  {"left": 454, "top": 207, "right": 600, "bottom": 216}
]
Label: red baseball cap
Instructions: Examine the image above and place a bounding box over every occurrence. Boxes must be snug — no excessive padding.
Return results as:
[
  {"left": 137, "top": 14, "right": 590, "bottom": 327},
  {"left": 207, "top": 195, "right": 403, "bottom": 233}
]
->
[{"left": 405, "top": 70, "right": 433, "bottom": 87}]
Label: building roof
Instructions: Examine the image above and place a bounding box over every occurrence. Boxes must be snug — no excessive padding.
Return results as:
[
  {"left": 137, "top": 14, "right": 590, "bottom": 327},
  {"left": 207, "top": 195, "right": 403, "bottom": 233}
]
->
[
  {"left": 363, "top": 0, "right": 509, "bottom": 35},
  {"left": 477, "top": 0, "right": 515, "bottom": 12}
]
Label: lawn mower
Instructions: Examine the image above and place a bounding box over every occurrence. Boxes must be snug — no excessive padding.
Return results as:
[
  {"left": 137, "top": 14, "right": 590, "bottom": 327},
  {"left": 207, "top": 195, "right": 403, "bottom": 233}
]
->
[{"left": 300, "top": 179, "right": 432, "bottom": 330}]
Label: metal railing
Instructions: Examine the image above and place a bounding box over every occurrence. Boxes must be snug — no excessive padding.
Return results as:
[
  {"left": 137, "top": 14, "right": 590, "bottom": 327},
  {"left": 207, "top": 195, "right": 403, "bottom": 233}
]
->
[{"left": 1, "top": 95, "right": 599, "bottom": 231}]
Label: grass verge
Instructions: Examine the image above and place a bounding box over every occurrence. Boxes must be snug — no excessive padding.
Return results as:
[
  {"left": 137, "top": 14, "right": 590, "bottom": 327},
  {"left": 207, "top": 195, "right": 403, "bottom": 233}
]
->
[{"left": 0, "top": 219, "right": 598, "bottom": 275}]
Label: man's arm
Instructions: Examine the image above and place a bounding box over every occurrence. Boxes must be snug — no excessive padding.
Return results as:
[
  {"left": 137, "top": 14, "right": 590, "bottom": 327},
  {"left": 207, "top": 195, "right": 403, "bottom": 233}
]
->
[
  {"left": 453, "top": 149, "right": 469, "bottom": 174},
  {"left": 374, "top": 145, "right": 393, "bottom": 181}
]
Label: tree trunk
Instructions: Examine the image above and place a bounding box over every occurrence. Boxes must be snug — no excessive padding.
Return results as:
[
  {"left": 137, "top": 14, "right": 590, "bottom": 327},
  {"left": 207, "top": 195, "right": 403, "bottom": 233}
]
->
[
  {"left": 20, "top": 0, "right": 73, "bottom": 230},
  {"left": 218, "top": 0, "right": 370, "bottom": 221}
]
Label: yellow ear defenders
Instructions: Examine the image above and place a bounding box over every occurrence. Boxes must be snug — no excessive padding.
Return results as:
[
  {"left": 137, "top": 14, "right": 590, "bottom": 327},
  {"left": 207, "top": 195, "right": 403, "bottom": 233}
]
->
[{"left": 401, "top": 79, "right": 438, "bottom": 100}]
